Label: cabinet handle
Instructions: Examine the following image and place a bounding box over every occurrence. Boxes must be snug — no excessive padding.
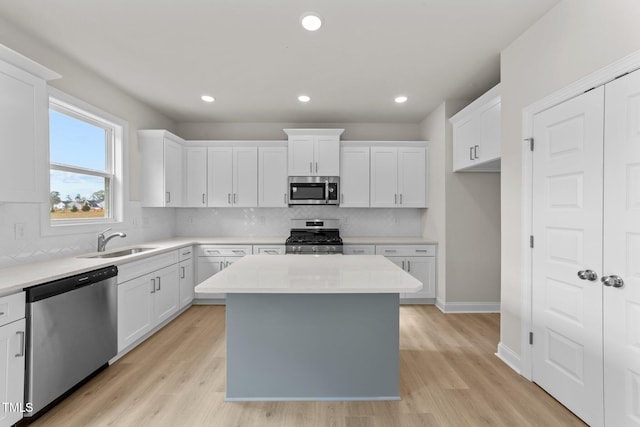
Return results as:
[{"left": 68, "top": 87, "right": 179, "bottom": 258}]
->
[
  {"left": 416, "top": 249, "right": 428, "bottom": 253},
  {"left": 315, "top": 162, "right": 318, "bottom": 173},
  {"left": 400, "top": 194, "right": 403, "bottom": 205},
  {"left": 225, "top": 261, "right": 230, "bottom": 268},
  {"left": 166, "top": 192, "right": 171, "bottom": 203},
  {"left": 353, "top": 250, "right": 364, "bottom": 254},
  {"left": 156, "top": 276, "right": 161, "bottom": 291},
  {"left": 309, "top": 162, "right": 313, "bottom": 173},
  {"left": 182, "top": 251, "right": 192, "bottom": 256},
  {"left": 202, "top": 194, "right": 206, "bottom": 204},
  {"left": 385, "top": 249, "right": 397, "bottom": 253},
  {"left": 219, "top": 261, "right": 224, "bottom": 270},
  {"left": 407, "top": 260, "right": 411, "bottom": 272},
  {"left": 232, "top": 250, "right": 245, "bottom": 255},
  {"left": 181, "top": 266, "right": 185, "bottom": 279},
  {"left": 341, "top": 193, "right": 344, "bottom": 204},
  {"left": 15, "top": 331, "right": 25, "bottom": 358},
  {"left": 395, "top": 194, "right": 397, "bottom": 204},
  {"left": 234, "top": 193, "right": 238, "bottom": 204},
  {"left": 265, "top": 250, "right": 278, "bottom": 254},
  {"left": 474, "top": 145, "right": 479, "bottom": 159},
  {"left": 151, "top": 278, "right": 156, "bottom": 294},
  {"left": 469, "top": 147, "right": 474, "bottom": 161},
  {"left": 284, "top": 193, "right": 288, "bottom": 204},
  {"left": 228, "top": 193, "right": 231, "bottom": 204},
  {"left": 402, "top": 261, "right": 405, "bottom": 270}
]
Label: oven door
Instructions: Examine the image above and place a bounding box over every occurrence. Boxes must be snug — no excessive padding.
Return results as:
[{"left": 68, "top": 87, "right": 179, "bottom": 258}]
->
[{"left": 289, "top": 182, "right": 327, "bottom": 205}]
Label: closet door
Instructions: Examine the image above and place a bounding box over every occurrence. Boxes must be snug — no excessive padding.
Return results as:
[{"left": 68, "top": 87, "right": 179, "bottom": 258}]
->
[
  {"left": 603, "top": 69, "right": 640, "bottom": 427},
  {"left": 531, "top": 87, "right": 605, "bottom": 427}
]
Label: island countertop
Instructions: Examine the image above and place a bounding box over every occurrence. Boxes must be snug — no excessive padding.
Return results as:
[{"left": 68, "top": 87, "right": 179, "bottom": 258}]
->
[{"left": 195, "top": 254, "right": 423, "bottom": 294}]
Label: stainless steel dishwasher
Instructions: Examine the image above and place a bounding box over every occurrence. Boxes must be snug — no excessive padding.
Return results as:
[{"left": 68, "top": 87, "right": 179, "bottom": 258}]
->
[{"left": 25, "top": 265, "right": 118, "bottom": 417}]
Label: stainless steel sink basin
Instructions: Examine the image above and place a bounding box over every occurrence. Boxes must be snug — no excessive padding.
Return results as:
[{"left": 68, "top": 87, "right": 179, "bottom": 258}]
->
[{"left": 81, "top": 247, "right": 157, "bottom": 259}]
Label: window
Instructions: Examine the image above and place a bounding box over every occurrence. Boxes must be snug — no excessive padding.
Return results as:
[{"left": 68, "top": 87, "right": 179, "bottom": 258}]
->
[{"left": 47, "top": 90, "right": 125, "bottom": 229}]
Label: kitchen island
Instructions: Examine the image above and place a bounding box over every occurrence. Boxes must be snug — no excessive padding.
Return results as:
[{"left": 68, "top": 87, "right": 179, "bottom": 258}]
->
[{"left": 195, "top": 254, "right": 422, "bottom": 401}]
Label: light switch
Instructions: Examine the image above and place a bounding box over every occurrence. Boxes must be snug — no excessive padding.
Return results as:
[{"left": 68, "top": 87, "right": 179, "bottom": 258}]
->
[{"left": 14, "top": 223, "right": 25, "bottom": 240}]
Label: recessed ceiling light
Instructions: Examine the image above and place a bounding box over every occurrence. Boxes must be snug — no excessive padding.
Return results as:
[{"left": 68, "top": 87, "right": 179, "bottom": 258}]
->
[
  {"left": 298, "top": 95, "right": 311, "bottom": 103},
  {"left": 395, "top": 96, "right": 408, "bottom": 104},
  {"left": 301, "top": 13, "right": 323, "bottom": 31},
  {"left": 201, "top": 95, "right": 215, "bottom": 103}
]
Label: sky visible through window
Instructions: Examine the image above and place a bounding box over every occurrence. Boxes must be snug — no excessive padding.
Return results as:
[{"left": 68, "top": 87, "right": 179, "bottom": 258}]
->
[{"left": 50, "top": 110, "right": 107, "bottom": 202}]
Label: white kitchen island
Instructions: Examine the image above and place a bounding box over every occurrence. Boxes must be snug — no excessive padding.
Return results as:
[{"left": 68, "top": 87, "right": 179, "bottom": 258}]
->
[{"left": 195, "top": 254, "right": 422, "bottom": 401}]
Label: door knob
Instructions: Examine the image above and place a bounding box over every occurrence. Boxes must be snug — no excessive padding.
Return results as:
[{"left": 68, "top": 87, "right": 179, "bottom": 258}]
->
[
  {"left": 601, "top": 275, "right": 624, "bottom": 288},
  {"left": 577, "top": 270, "right": 598, "bottom": 281}
]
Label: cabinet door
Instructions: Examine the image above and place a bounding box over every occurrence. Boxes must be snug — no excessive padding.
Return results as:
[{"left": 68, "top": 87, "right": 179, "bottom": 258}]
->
[
  {"left": 197, "top": 257, "right": 225, "bottom": 299},
  {"left": 452, "top": 116, "right": 478, "bottom": 172},
  {"left": 288, "top": 136, "right": 315, "bottom": 176},
  {"left": 117, "top": 274, "right": 155, "bottom": 352},
  {"left": 315, "top": 136, "right": 340, "bottom": 176},
  {"left": 258, "top": 147, "right": 287, "bottom": 207},
  {"left": 478, "top": 97, "right": 501, "bottom": 163},
  {"left": 233, "top": 147, "right": 258, "bottom": 207},
  {"left": 0, "top": 61, "right": 48, "bottom": 203},
  {"left": 153, "top": 264, "right": 180, "bottom": 325},
  {"left": 185, "top": 147, "right": 208, "bottom": 207},
  {"left": 370, "top": 147, "right": 398, "bottom": 207},
  {"left": 207, "top": 147, "right": 233, "bottom": 207},
  {"left": 164, "top": 138, "right": 183, "bottom": 206},
  {"left": 340, "top": 147, "right": 370, "bottom": 207},
  {"left": 403, "top": 256, "right": 435, "bottom": 299},
  {"left": 398, "top": 147, "right": 427, "bottom": 208},
  {"left": 0, "top": 318, "right": 26, "bottom": 426},
  {"left": 179, "top": 258, "right": 194, "bottom": 309}
]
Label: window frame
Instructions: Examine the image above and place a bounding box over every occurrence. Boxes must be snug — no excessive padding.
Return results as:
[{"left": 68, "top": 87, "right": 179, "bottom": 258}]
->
[{"left": 42, "top": 88, "right": 128, "bottom": 236}]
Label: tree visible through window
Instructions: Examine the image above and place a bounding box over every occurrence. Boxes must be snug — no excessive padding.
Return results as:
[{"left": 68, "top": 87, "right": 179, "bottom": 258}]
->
[{"left": 49, "top": 99, "right": 116, "bottom": 222}]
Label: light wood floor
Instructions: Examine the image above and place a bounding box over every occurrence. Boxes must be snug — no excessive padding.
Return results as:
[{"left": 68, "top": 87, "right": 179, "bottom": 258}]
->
[{"left": 31, "top": 305, "right": 585, "bottom": 426}]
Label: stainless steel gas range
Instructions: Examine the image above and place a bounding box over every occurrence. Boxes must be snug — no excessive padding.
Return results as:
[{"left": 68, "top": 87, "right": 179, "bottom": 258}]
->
[{"left": 285, "top": 219, "right": 343, "bottom": 254}]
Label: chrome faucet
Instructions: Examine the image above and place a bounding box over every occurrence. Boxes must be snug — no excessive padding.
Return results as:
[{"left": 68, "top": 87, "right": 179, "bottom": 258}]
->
[{"left": 97, "top": 228, "right": 127, "bottom": 252}]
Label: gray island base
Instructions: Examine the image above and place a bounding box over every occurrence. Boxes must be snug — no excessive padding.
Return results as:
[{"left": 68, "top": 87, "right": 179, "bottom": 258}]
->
[{"left": 225, "top": 293, "right": 400, "bottom": 401}]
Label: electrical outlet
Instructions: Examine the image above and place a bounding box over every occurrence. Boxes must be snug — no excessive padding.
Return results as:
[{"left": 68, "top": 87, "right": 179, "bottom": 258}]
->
[{"left": 14, "top": 223, "right": 26, "bottom": 240}]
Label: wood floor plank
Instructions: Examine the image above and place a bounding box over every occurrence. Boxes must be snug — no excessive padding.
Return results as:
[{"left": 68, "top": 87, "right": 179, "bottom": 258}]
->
[{"left": 30, "top": 305, "right": 585, "bottom": 426}]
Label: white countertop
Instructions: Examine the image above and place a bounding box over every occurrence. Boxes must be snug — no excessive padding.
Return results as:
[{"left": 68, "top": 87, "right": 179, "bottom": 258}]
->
[
  {"left": 194, "top": 254, "right": 423, "bottom": 294},
  {"left": 0, "top": 236, "right": 436, "bottom": 297}
]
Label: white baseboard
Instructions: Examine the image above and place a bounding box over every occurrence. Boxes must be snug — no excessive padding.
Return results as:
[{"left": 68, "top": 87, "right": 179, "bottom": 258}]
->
[
  {"left": 436, "top": 301, "right": 500, "bottom": 313},
  {"left": 495, "top": 342, "right": 521, "bottom": 374}
]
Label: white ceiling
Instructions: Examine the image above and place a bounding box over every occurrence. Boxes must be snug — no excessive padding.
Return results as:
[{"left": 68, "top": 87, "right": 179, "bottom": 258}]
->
[{"left": 0, "top": 0, "right": 559, "bottom": 123}]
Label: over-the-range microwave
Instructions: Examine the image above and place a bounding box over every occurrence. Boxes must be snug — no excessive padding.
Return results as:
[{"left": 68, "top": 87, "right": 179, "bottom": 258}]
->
[{"left": 288, "top": 176, "right": 339, "bottom": 205}]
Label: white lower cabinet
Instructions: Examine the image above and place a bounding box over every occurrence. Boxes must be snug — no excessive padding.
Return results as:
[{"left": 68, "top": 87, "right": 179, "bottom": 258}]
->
[
  {"left": 376, "top": 245, "right": 436, "bottom": 301},
  {"left": 196, "top": 245, "right": 253, "bottom": 299},
  {"left": 117, "top": 251, "right": 180, "bottom": 353},
  {"left": 178, "top": 247, "right": 194, "bottom": 309},
  {"left": 0, "top": 292, "right": 26, "bottom": 427}
]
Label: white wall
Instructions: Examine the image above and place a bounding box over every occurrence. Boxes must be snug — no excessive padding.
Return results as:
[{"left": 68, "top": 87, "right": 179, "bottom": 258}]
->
[
  {"left": 0, "top": 17, "right": 178, "bottom": 268},
  {"left": 420, "top": 100, "right": 501, "bottom": 309},
  {"left": 500, "top": 0, "right": 640, "bottom": 355}
]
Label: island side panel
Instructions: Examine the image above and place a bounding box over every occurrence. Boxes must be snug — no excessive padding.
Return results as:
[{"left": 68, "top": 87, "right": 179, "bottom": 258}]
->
[{"left": 226, "top": 293, "right": 400, "bottom": 401}]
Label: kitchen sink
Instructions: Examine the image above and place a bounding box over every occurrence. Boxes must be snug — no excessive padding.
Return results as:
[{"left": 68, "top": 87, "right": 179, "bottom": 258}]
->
[{"left": 81, "top": 247, "right": 157, "bottom": 259}]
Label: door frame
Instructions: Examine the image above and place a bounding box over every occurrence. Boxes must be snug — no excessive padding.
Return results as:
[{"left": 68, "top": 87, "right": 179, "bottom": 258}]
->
[{"left": 518, "top": 49, "right": 640, "bottom": 380}]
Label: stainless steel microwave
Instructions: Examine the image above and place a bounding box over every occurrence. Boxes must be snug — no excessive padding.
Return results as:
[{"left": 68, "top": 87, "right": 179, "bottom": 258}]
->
[{"left": 288, "top": 176, "right": 339, "bottom": 205}]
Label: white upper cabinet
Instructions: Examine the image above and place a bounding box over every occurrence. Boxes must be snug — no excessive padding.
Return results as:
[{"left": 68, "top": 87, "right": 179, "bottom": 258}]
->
[
  {"left": 284, "top": 129, "right": 343, "bottom": 176},
  {"left": 207, "top": 147, "right": 257, "bottom": 207},
  {"left": 450, "top": 83, "right": 501, "bottom": 172},
  {"left": 340, "top": 146, "right": 370, "bottom": 207},
  {"left": 0, "top": 45, "right": 60, "bottom": 203},
  {"left": 184, "top": 147, "right": 208, "bottom": 207},
  {"left": 370, "top": 146, "right": 427, "bottom": 208},
  {"left": 258, "top": 146, "right": 287, "bottom": 207},
  {"left": 139, "top": 130, "right": 184, "bottom": 207}
]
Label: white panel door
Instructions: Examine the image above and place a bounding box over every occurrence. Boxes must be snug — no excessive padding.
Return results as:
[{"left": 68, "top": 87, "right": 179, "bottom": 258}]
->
[
  {"left": 185, "top": 147, "right": 208, "bottom": 207},
  {"left": 164, "top": 139, "right": 183, "bottom": 206},
  {"left": 117, "top": 274, "right": 155, "bottom": 352},
  {"left": 603, "top": 69, "right": 640, "bottom": 427},
  {"left": 153, "top": 264, "right": 180, "bottom": 325},
  {"left": 479, "top": 98, "right": 501, "bottom": 162},
  {"left": 207, "top": 147, "right": 233, "bottom": 207},
  {"left": 288, "top": 136, "right": 314, "bottom": 176},
  {"left": 197, "top": 257, "right": 225, "bottom": 299},
  {"left": 0, "top": 319, "right": 25, "bottom": 427},
  {"left": 532, "top": 87, "right": 605, "bottom": 426},
  {"left": 232, "top": 147, "right": 258, "bottom": 207},
  {"left": 370, "top": 147, "right": 398, "bottom": 207},
  {"left": 452, "top": 116, "right": 477, "bottom": 171},
  {"left": 259, "top": 147, "right": 287, "bottom": 207},
  {"left": 179, "top": 258, "right": 194, "bottom": 309},
  {"left": 340, "top": 146, "right": 370, "bottom": 207},
  {"left": 315, "top": 136, "right": 340, "bottom": 176},
  {"left": 398, "top": 147, "right": 427, "bottom": 207},
  {"left": 404, "top": 256, "right": 435, "bottom": 299}
]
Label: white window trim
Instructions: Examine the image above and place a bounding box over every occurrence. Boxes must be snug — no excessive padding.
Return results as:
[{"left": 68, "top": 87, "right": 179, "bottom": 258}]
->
[{"left": 41, "top": 87, "right": 128, "bottom": 236}]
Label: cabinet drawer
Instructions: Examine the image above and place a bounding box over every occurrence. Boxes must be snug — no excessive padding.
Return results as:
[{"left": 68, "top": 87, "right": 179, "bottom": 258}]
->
[
  {"left": 0, "top": 292, "right": 25, "bottom": 327},
  {"left": 254, "top": 245, "right": 285, "bottom": 255},
  {"left": 198, "top": 245, "right": 253, "bottom": 257},
  {"left": 179, "top": 246, "right": 194, "bottom": 261},
  {"left": 118, "top": 250, "right": 180, "bottom": 284},
  {"left": 376, "top": 245, "right": 436, "bottom": 257},
  {"left": 343, "top": 245, "right": 375, "bottom": 255}
]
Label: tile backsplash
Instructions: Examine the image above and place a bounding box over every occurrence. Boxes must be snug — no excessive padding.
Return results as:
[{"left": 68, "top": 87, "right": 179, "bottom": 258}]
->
[{"left": 175, "top": 207, "right": 422, "bottom": 237}]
